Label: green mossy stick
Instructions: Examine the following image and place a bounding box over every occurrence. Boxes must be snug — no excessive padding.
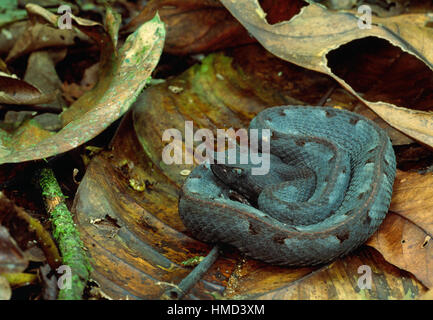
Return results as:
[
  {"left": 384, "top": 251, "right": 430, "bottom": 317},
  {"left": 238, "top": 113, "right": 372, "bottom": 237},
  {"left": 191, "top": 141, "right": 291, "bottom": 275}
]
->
[{"left": 39, "top": 167, "right": 91, "bottom": 300}]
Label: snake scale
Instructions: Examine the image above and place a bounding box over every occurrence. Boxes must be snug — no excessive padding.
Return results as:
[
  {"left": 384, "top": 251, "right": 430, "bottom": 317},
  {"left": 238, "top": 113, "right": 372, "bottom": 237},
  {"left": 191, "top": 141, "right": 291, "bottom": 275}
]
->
[{"left": 178, "top": 106, "right": 396, "bottom": 266}]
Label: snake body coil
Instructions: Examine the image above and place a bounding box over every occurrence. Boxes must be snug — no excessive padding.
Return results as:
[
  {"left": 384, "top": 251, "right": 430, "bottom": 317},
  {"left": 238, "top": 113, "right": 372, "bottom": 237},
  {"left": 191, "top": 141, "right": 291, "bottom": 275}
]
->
[{"left": 178, "top": 106, "right": 396, "bottom": 266}]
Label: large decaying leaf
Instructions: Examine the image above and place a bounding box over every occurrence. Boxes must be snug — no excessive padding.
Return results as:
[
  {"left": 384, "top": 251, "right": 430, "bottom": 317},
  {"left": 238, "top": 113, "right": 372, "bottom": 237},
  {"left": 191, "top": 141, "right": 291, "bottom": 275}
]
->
[
  {"left": 0, "top": 6, "right": 165, "bottom": 164},
  {"left": 237, "top": 247, "right": 421, "bottom": 300},
  {"left": 219, "top": 0, "right": 433, "bottom": 148},
  {"left": 72, "top": 50, "right": 426, "bottom": 299}
]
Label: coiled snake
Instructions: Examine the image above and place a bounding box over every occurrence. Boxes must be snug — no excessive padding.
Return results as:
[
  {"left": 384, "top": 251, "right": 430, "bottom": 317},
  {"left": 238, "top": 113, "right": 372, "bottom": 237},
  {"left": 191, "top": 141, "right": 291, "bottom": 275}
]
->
[{"left": 178, "top": 106, "right": 396, "bottom": 266}]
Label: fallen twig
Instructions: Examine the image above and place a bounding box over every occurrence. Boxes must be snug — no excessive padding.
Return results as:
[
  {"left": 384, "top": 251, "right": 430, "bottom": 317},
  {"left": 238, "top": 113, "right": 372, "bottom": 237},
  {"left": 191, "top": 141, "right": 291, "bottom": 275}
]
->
[{"left": 38, "top": 167, "right": 91, "bottom": 300}]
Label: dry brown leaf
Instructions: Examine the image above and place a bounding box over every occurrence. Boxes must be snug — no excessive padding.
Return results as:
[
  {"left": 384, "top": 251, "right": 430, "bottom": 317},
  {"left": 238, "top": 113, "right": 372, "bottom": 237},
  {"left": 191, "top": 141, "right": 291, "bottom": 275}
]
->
[
  {"left": 6, "top": 22, "right": 89, "bottom": 63},
  {"left": 23, "top": 50, "right": 67, "bottom": 112},
  {"left": 220, "top": 0, "right": 433, "bottom": 148},
  {"left": 236, "top": 247, "right": 423, "bottom": 300},
  {"left": 0, "top": 74, "right": 54, "bottom": 105},
  {"left": 0, "top": 21, "right": 27, "bottom": 55},
  {"left": 122, "top": 0, "right": 255, "bottom": 55},
  {"left": 368, "top": 213, "right": 432, "bottom": 288},
  {"left": 367, "top": 169, "right": 433, "bottom": 288},
  {"left": 389, "top": 170, "right": 433, "bottom": 232}
]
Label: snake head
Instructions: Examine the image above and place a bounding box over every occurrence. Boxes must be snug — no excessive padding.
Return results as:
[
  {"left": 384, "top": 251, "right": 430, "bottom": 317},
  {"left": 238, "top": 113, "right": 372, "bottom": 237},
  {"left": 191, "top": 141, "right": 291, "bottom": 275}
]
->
[
  {"left": 210, "top": 163, "right": 261, "bottom": 203},
  {"left": 211, "top": 163, "right": 247, "bottom": 183}
]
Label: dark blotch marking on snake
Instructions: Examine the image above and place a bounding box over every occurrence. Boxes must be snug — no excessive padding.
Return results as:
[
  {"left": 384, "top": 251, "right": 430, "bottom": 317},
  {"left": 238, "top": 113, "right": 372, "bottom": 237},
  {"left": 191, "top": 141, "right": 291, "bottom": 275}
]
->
[
  {"left": 365, "top": 157, "right": 375, "bottom": 164},
  {"left": 349, "top": 118, "right": 360, "bottom": 125},
  {"left": 336, "top": 232, "right": 350, "bottom": 243},
  {"left": 296, "top": 140, "right": 306, "bottom": 147},
  {"left": 358, "top": 192, "right": 367, "bottom": 200},
  {"left": 249, "top": 222, "right": 261, "bottom": 235},
  {"left": 325, "top": 110, "right": 336, "bottom": 118},
  {"left": 273, "top": 234, "right": 287, "bottom": 244}
]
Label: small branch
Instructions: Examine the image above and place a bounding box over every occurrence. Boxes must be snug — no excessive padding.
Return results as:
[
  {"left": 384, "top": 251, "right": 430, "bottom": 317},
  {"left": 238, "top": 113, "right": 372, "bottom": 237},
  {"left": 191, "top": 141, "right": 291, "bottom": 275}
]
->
[
  {"left": 161, "top": 245, "right": 220, "bottom": 300},
  {"left": 317, "top": 85, "right": 337, "bottom": 106},
  {"left": 38, "top": 167, "right": 91, "bottom": 300}
]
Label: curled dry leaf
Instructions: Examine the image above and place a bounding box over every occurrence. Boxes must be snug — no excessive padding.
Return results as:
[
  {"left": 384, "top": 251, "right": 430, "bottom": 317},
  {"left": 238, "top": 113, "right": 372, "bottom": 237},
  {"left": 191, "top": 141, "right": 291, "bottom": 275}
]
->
[
  {"left": 72, "top": 50, "right": 425, "bottom": 299},
  {"left": 5, "top": 3, "right": 91, "bottom": 63},
  {"left": 0, "top": 8, "right": 165, "bottom": 164},
  {"left": 220, "top": 0, "right": 433, "bottom": 148},
  {"left": 104, "top": 6, "right": 122, "bottom": 49},
  {"left": 5, "top": 23, "right": 89, "bottom": 63},
  {"left": 367, "top": 169, "right": 433, "bottom": 288},
  {"left": 0, "top": 74, "right": 54, "bottom": 105},
  {"left": 0, "top": 21, "right": 28, "bottom": 55},
  {"left": 23, "top": 50, "right": 67, "bottom": 112},
  {"left": 122, "top": 0, "right": 255, "bottom": 55},
  {"left": 59, "top": 3, "right": 121, "bottom": 126}
]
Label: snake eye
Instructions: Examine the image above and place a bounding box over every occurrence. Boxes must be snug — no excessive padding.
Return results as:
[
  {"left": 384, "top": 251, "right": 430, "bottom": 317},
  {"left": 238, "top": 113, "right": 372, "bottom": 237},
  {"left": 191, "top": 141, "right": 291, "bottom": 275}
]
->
[{"left": 234, "top": 168, "right": 243, "bottom": 175}]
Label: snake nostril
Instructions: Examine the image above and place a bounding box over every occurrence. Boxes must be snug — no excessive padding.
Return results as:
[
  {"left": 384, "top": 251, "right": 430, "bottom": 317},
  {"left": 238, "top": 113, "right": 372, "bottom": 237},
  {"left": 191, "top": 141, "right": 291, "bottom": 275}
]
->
[{"left": 365, "top": 157, "right": 375, "bottom": 164}]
